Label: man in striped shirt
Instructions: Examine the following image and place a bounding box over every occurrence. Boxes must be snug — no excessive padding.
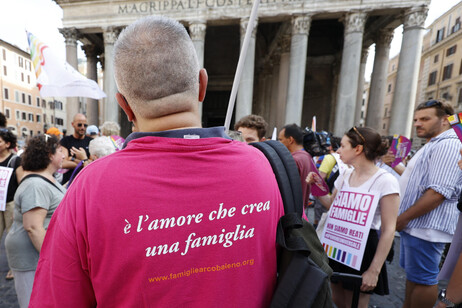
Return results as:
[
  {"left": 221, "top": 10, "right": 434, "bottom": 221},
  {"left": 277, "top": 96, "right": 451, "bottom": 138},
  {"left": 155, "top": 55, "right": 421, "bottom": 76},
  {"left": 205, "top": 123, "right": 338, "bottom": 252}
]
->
[{"left": 397, "top": 100, "right": 462, "bottom": 308}]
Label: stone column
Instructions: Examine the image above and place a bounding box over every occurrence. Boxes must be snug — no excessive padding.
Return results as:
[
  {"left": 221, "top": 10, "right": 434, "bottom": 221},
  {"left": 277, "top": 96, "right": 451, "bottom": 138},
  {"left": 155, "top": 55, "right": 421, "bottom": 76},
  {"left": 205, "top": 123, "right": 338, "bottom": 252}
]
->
[
  {"left": 236, "top": 17, "right": 258, "bottom": 121},
  {"left": 389, "top": 6, "right": 428, "bottom": 137},
  {"left": 189, "top": 21, "right": 206, "bottom": 120},
  {"left": 285, "top": 15, "right": 311, "bottom": 125},
  {"left": 365, "top": 29, "right": 394, "bottom": 130},
  {"left": 82, "top": 44, "right": 99, "bottom": 126},
  {"left": 278, "top": 35, "right": 291, "bottom": 126},
  {"left": 59, "top": 28, "right": 80, "bottom": 133},
  {"left": 354, "top": 48, "right": 369, "bottom": 125},
  {"left": 103, "top": 27, "right": 120, "bottom": 124},
  {"left": 333, "top": 12, "right": 367, "bottom": 136},
  {"left": 270, "top": 56, "right": 280, "bottom": 130}
]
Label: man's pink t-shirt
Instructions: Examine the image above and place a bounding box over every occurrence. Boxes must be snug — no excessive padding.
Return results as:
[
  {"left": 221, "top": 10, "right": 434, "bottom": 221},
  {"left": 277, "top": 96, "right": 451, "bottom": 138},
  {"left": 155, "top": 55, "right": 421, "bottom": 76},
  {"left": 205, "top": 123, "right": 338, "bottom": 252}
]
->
[{"left": 30, "top": 136, "right": 284, "bottom": 307}]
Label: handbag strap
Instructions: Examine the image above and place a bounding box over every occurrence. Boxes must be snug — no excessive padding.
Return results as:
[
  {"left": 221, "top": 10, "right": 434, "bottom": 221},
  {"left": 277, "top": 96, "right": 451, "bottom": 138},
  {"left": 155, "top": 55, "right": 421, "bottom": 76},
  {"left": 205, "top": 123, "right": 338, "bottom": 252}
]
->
[{"left": 21, "top": 174, "right": 63, "bottom": 193}]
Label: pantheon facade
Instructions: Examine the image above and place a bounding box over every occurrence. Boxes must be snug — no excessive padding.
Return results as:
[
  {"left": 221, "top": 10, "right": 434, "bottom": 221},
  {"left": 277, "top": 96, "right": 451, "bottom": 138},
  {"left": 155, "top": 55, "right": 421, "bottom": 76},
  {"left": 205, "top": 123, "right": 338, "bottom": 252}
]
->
[{"left": 55, "top": 0, "right": 430, "bottom": 138}]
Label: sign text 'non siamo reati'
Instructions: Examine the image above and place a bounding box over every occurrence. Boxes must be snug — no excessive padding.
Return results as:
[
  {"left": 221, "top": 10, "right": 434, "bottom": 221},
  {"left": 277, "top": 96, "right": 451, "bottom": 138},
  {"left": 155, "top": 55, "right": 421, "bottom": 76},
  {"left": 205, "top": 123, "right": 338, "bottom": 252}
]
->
[{"left": 118, "top": 0, "right": 299, "bottom": 13}]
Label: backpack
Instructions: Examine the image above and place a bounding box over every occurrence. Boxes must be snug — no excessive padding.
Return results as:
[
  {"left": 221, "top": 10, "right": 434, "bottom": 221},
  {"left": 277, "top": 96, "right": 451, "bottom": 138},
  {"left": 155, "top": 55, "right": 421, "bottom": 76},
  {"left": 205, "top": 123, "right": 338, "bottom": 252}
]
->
[{"left": 250, "top": 140, "right": 333, "bottom": 308}]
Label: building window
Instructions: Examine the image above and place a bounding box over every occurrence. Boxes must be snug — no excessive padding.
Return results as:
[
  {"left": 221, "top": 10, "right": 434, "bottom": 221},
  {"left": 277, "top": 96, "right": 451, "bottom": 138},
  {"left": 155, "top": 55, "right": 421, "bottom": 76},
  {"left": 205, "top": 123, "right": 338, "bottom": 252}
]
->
[
  {"left": 21, "top": 72, "right": 24, "bottom": 82},
  {"left": 2, "top": 49, "right": 5, "bottom": 61},
  {"left": 36, "top": 114, "right": 41, "bottom": 123},
  {"left": 42, "top": 100, "right": 46, "bottom": 108},
  {"left": 3, "top": 66, "right": 6, "bottom": 76},
  {"left": 428, "top": 71, "right": 437, "bottom": 85},
  {"left": 436, "top": 27, "right": 445, "bottom": 43},
  {"left": 387, "top": 84, "right": 392, "bottom": 93},
  {"left": 5, "top": 109, "right": 10, "bottom": 119},
  {"left": 442, "top": 92, "right": 450, "bottom": 100},
  {"left": 3, "top": 88, "right": 8, "bottom": 100},
  {"left": 453, "top": 18, "right": 461, "bottom": 33},
  {"left": 15, "top": 91, "right": 19, "bottom": 102},
  {"left": 28, "top": 113, "right": 34, "bottom": 122},
  {"left": 16, "top": 111, "right": 20, "bottom": 120},
  {"left": 51, "top": 115, "right": 54, "bottom": 124},
  {"left": 56, "top": 118, "right": 64, "bottom": 126},
  {"left": 36, "top": 97, "right": 40, "bottom": 107},
  {"left": 21, "top": 112, "right": 26, "bottom": 120},
  {"left": 18, "top": 57, "right": 23, "bottom": 68},
  {"left": 21, "top": 93, "right": 25, "bottom": 104},
  {"left": 43, "top": 114, "right": 47, "bottom": 123},
  {"left": 458, "top": 88, "right": 462, "bottom": 105},
  {"left": 28, "top": 95, "right": 31, "bottom": 105},
  {"left": 27, "top": 75, "right": 30, "bottom": 84},
  {"left": 384, "top": 107, "right": 388, "bottom": 117},
  {"left": 434, "top": 54, "right": 439, "bottom": 63},
  {"left": 383, "top": 123, "right": 386, "bottom": 130},
  {"left": 447, "top": 45, "right": 457, "bottom": 56},
  {"left": 443, "top": 64, "right": 453, "bottom": 80}
]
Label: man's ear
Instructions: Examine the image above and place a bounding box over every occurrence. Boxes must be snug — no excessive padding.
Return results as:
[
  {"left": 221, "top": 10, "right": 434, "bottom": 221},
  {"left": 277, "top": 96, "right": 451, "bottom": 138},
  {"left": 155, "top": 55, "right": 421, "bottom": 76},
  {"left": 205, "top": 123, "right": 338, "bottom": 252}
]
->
[
  {"left": 116, "top": 93, "right": 135, "bottom": 122},
  {"left": 198, "top": 68, "right": 208, "bottom": 102}
]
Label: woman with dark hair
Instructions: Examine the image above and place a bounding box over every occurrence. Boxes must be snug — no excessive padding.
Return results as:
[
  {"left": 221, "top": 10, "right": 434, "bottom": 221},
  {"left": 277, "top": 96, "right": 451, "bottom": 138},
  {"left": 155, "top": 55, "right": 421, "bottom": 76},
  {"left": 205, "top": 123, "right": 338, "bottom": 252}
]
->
[
  {"left": 5, "top": 135, "right": 66, "bottom": 308},
  {"left": 307, "top": 126, "right": 400, "bottom": 308},
  {"left": 0, "top": 129, "right": 23, "bottom": 280}
]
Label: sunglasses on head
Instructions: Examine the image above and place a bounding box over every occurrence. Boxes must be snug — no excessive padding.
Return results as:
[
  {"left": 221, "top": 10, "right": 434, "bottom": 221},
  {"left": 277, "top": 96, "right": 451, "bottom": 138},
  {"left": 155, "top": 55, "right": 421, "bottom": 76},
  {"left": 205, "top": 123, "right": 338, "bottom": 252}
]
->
[
  {"left": 77, "top": 123, "right": 88, "bottom": 128},
  {"left": 422, "top": 100, "right": 443, "bottom": 108},
  {"left": 0, "top": 128, "right": 9, "bottom": 133},
  {"left": 349, "top": 126, "right": 366, "bottom": 144}
]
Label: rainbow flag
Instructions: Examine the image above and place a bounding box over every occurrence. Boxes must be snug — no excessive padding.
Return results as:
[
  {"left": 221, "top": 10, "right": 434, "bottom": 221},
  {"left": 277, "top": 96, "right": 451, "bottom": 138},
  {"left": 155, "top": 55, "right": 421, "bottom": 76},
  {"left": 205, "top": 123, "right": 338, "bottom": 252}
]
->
[
  {"left": 26, "top": 31, "right": 106, "bottom": 99},
  {"left": 448, "top": 113, "right": 462, "bottom": 143}
]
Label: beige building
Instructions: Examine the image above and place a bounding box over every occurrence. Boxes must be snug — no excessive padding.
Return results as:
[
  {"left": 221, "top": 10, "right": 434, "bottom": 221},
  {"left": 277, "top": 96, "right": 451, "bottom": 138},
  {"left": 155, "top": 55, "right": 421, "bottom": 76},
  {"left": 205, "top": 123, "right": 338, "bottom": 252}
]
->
[
  {"left": 56, "top": 0, "right": 430, "bottom": 137},
  {"left": 418, "top": 1, "right": 462, "bottom": 113},
  {"left": 380, "top": 54, "right": 399, "bottom": 136},
  {"left": 0, "top": 39, "right": 67, "bottom": 143}
]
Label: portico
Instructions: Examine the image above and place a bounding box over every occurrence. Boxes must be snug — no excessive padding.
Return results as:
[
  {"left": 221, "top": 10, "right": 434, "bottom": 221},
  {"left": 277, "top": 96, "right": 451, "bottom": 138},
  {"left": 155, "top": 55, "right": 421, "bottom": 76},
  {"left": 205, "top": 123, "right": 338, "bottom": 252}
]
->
[{"left": 56, "top": 0, "right": 430, "bottom": 137}]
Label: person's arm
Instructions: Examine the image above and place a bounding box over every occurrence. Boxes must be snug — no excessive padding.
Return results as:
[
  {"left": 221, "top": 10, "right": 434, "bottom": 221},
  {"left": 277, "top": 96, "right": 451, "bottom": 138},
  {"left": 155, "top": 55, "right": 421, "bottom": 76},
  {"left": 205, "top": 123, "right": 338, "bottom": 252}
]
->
[
  {"left": 306, "top": 172, "right": 337, "bottom": 208},
  {"left": 396, "top": 189, "right": 444, "bottom": 231},
  {"left": 23, "top": 207, "right": 47, "bottom": 252},
  {"left": 15, "top": 166, "right": 24, "bottom": 183},
  {"left": 361, "top": 193, "right": 399, "bottom": 292},
  {"left": 70, "top": 147, "right": 92, "bottom": 167},
  {"left": 61, "top": 146, "right": 78, "bottom": 169},
  {"left": 381, "top": 151, "right": 405, "bottom": 175}
]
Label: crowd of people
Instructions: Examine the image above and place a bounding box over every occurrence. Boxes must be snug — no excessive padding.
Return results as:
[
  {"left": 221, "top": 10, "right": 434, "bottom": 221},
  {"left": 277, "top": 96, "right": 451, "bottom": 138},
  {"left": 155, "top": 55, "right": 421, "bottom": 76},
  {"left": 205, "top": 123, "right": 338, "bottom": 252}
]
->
[{"left": 0, "top": 15, "right": 460, "bottom": 308}]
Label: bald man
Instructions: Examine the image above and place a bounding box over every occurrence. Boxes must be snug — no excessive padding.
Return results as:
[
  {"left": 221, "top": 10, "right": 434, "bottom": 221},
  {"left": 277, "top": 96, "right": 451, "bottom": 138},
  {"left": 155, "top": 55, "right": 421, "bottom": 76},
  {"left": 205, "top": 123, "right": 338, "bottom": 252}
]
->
[{"left": 60, "top": 113, "right": 93, "bottom": 184}]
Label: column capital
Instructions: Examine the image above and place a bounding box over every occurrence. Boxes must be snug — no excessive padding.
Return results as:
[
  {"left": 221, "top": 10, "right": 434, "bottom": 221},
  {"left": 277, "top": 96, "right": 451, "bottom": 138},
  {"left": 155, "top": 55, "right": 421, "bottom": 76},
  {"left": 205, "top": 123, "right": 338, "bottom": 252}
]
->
[
  {"left": 240, "top": 17, "right": 258, "bottom": 38},
  {"left": 291, "top": 14, "right": 312, "bottom": 35},
  {"left": 343, "top": 12, "right": 367, "bottom": 34},
  {"left": 189, "top": 21, "right": 207, "bottom": 41},
  {"left": 59, "top": 27, "right": 80, "bottom": 46},
  {"left": 81, "top": 44, "right": 99, "bottom": 58},
  {"left": 403, "top": 6, "right": 428, "bottom": 30},
  {"left": 375, "top": 28, "right": 394, "bottom": 47},
  {"left": 103, "top": 27, "right": 122, "bottom": 45}
]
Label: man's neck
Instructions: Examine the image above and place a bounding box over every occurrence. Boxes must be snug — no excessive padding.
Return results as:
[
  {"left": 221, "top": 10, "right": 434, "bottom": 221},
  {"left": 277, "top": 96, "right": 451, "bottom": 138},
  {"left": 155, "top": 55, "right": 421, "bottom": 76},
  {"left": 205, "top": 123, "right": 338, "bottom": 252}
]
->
[
  {"left": 73, "top": 133, "right": 84, "bottom": 140},
  {"left": 137, "top": 112, "right": 202, "bottom": 132},
  {"left": 290, "top": 144, "right": 304, "bottom": 153},
  {"left": 426, "top": 126, "right": 450, "bottom": 143}
]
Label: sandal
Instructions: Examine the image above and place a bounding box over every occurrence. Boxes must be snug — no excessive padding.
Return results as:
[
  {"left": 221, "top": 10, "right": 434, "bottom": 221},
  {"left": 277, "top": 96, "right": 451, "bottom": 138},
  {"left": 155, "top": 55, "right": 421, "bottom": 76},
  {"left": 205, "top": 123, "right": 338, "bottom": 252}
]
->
[{"left": 5, "top": 270, "right": 13, "bottom": 280}]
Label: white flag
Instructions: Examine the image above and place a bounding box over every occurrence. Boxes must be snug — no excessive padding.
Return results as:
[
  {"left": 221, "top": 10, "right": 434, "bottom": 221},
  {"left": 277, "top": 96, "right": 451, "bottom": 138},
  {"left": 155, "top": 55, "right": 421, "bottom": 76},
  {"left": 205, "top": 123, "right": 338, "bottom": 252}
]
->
[{"left": 27, "top": 31, "right": 106, "bottom": 100}]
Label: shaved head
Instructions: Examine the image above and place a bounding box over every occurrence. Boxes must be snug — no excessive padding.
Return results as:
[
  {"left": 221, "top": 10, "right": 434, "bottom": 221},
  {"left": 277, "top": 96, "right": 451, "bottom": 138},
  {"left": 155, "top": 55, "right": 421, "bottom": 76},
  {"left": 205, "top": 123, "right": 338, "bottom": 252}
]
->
[{"left": 114, "top": 16, "right": 200, "bottom": 119}]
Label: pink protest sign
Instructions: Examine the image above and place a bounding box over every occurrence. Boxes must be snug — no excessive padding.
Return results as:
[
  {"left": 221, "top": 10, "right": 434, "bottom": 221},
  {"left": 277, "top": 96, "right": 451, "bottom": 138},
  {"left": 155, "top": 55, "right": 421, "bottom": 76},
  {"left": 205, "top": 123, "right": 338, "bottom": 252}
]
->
[
  {"left": 448, "top": 113, "right": 462, "bottom": 143},
  {"left": 389, "top": 135, "right": 412, "bottom": 168},
  {"left": 309, "top": 159, "right": 329, "bottom": 197},
  {"left": 320, "top": 187, "right": 380, "bottom": 270}
]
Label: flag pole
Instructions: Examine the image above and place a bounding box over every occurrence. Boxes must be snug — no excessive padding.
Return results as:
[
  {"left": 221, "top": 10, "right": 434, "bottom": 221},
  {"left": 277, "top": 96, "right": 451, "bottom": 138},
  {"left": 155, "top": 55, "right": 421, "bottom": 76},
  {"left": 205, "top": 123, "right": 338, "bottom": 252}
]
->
[{"left": 224, "top": 0, "right": 260, "bottom": 131}]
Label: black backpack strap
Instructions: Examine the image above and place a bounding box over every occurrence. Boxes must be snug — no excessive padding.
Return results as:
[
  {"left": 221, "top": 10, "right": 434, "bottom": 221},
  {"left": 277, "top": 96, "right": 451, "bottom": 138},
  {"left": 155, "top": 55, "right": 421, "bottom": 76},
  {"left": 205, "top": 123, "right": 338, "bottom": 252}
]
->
[{"left": 21, "top": 174, "right": 63, "bottom": 193}]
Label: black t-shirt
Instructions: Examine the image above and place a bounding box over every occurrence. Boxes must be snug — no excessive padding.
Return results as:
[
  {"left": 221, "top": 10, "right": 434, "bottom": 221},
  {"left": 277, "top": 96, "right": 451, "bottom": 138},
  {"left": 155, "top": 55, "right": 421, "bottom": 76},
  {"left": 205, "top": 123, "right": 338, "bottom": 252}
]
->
[
  {"left": 0, "top": 153, "right": 21, "bottom": 202},
  {"left": 60, "top": 135, "right": 92, "bottom": 184}
]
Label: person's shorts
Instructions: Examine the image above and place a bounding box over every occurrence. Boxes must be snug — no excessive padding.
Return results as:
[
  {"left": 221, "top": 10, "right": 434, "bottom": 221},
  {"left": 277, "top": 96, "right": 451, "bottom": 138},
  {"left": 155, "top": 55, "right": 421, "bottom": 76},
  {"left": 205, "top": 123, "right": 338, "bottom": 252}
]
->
[{"left": 399, "top": 231, "right": 445, "bottom": 285}]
